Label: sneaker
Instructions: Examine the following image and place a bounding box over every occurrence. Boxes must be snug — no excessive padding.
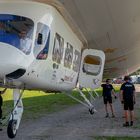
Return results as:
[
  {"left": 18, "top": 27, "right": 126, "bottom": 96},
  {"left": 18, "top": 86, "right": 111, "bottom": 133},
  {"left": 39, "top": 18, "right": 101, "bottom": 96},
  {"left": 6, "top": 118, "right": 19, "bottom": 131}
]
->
[
  {"left": 123, "top": 122, "right": 129, "bottom": 127},
  {"left": 112, "top": 114, "right": 115, "bottom": 118},
  {"left": 130, "top": 121, "right": 133, "bottom": 126},
  {"left": 105, "top": 113, "right": 109, "bottom": 118}
]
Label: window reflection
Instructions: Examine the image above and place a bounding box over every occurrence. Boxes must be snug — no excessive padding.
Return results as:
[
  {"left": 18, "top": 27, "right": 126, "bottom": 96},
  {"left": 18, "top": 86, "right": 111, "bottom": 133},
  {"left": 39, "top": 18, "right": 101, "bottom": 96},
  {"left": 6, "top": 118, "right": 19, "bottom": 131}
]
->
[
  {"left": 34, "top": 22, "right": 50, "bottom": 60},
  {"left": 0, "top": 14, "right": 34, "bottom": 55},
  {"left": 83, "top": 55, "right": 101, "bottom": 75}
]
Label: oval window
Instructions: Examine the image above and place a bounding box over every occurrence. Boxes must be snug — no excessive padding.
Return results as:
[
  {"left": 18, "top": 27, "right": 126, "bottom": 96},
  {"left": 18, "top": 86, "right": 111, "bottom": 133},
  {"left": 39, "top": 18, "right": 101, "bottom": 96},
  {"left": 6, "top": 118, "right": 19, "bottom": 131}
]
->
[{"left": 83, "top": 55, "right": 101, "bottom": 76}]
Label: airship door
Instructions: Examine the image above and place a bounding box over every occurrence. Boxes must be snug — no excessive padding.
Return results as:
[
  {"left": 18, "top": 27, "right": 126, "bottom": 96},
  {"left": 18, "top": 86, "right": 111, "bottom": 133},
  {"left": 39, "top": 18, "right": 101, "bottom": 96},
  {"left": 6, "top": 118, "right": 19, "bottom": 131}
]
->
[{"left": 78, "top": 49, "right": 105, "bottom": 89}]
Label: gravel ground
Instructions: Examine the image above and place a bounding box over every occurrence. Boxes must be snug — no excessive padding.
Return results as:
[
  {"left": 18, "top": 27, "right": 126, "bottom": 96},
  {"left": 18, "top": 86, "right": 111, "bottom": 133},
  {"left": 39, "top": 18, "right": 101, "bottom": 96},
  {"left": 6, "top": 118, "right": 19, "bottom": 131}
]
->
[{"left": 1, "top": 85, "right": 140, "bottom": 140}]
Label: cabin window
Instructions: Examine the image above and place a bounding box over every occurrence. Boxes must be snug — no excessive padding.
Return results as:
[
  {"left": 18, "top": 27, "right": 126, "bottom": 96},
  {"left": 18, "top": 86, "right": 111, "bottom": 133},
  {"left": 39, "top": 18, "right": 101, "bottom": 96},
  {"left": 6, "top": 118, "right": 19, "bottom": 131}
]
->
[
  {"left": 73, "top": 50, "right": 81, "bottom": 72},
  {"left": 64, "top": 43, "right": 73, "bottom": 69},
  {"left": 83, "top": 55, "right": 101, "bottom": 76},
  {"left": 34, "top": 22, "right": 50, "bottom": 60},
  {"left": 0, "top": 14, "right": 34, "bottom": 55},
  {"left": 52, "top": 33, "right": 64, "bottom": 63}
]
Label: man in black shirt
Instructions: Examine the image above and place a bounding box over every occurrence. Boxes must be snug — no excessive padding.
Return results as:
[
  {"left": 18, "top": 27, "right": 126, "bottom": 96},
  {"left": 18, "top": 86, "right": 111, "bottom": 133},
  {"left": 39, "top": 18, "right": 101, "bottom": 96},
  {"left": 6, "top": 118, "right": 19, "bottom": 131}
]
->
[
  {"left": 101, "top": 79, "right": 117, "bottom": 118},
  {"left": 120, "top": 76, "right": 136, "bottom": 127}
]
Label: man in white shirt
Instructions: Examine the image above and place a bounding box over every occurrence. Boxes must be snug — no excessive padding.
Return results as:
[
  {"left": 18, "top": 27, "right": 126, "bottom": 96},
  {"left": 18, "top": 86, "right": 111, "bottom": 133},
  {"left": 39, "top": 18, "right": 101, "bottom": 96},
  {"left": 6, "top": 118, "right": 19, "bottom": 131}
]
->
[{"left": 19, "top": 30, "right": 32, "bottom": 54}]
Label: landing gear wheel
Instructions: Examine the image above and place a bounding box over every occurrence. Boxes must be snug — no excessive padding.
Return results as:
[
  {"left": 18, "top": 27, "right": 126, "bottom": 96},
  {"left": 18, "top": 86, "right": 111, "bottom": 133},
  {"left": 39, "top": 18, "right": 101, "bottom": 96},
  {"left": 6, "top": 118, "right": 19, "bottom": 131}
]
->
[
  {"left": 89, "top": 108, "right": 94, "bottom": 115},
  {"left": 7, "top": 120, "right": 17, "bottom": 139}
]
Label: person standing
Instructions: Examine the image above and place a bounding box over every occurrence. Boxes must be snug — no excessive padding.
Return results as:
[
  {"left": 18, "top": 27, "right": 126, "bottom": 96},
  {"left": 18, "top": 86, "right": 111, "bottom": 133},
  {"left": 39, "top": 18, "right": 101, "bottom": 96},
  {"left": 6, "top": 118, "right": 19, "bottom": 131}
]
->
[
  {"left": 0, "top": 88, "right": 7, "bottom": 120},
  {"left": 120, "top": 76, "right": 136, "bottom": 127},
  {"left": 0, "top": 88, "right": 7, "bottom": 131},
  {"left": 19, "top": 30, "right": 32, "bottom": 54},
  {"left": 101, "top": 79, "right": 117, "bottom": 118}
]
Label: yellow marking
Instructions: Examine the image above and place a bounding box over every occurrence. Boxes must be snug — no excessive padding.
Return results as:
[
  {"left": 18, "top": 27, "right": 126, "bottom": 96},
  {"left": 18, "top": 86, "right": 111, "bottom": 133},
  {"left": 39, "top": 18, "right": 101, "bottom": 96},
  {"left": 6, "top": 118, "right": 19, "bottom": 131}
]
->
[
  {"left": 106, "top": 55, "right": 127, "bottom": 63},
  {"left": 118, "top": 58, "right": 127, "bottom": 62},
  {"left": 104, "top": 67, "right": 119, "bottom": 73},
  {"left": 104, "top": 48, "right": 117, "bottom": 53},
  {"left": 84, "top": 56, "right": 100, "bottom": 65}
]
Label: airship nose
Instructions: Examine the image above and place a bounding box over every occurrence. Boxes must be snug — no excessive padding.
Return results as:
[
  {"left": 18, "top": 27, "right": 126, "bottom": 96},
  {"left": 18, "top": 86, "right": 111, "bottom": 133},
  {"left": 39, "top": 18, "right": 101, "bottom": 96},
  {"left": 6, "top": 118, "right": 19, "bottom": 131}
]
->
[{"left": 0, "top": 43, "right": 29, "bottom": 78}]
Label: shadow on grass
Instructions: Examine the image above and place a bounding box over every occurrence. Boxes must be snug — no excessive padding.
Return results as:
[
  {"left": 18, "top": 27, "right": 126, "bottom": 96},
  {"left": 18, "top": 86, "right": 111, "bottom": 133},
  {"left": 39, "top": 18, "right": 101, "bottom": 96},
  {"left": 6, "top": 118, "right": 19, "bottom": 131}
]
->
[
  {"left": 1, "top": 86, "right": 121, "bottom": 122},
  {"left": 2, "top": 90, "right": 96, "bottom": 120}
]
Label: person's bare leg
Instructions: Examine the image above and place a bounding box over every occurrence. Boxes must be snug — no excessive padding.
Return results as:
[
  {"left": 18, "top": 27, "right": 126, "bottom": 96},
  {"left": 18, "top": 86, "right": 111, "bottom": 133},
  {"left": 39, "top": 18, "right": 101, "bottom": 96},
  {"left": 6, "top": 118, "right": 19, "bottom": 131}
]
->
[
  {"left": 122, "top": 104, "right": 125, "bottom": 118},
  {"left": 105, "top": 104, "right": 109, "bottom": 117},
  {"left": 130, "top": 110, "right": 134, "bottom": 126},
  {"left": 123, "top": 110, "right": 129, "bottom": 126},
  {"left": 109, "top": 103, "right": 115, "bottom": 117},
  {"left": 125, "top": 110, "right": 129, "bottom": 122}
]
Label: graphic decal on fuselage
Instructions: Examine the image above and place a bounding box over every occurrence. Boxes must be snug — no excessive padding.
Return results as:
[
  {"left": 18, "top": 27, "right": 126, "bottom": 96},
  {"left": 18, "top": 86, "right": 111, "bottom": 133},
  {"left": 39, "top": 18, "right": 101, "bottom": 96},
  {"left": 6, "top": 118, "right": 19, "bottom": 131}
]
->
[{"left": 52, "top": 33, "right": 64, "bottom": 64}]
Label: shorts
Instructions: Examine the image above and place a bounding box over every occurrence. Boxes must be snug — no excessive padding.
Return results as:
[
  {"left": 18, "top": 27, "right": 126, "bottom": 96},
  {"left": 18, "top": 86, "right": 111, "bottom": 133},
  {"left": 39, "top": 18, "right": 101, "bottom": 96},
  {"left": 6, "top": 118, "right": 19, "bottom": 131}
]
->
[
  {"left": 103, "top": 96, "right": 112, "bottom": 104},
  {"left": 124, "top": 100, "right": 134, "bottom": 111}
]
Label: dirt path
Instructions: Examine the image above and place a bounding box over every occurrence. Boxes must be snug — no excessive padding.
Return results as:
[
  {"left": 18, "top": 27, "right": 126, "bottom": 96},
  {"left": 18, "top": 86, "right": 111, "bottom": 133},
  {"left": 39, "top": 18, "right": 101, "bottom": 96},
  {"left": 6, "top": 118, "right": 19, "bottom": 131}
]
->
[{"left": 1, "top": 86, "right": 140, "bottom": 140}]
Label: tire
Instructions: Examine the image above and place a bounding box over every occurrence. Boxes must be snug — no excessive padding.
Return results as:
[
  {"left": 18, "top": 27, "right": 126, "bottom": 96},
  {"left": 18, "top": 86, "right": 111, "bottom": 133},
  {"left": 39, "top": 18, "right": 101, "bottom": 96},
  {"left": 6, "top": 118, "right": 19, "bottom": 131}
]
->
[{"left": 7, "top": 120, "right": 17, "bottom": 139}]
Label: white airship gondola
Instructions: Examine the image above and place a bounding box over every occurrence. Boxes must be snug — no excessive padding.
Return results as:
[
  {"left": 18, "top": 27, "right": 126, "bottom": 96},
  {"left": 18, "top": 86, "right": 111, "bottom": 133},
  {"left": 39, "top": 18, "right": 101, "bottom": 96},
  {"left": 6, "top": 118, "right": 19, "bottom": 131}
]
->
[{"left": 0, "top": 1, "right": 105, "bottom": 138}]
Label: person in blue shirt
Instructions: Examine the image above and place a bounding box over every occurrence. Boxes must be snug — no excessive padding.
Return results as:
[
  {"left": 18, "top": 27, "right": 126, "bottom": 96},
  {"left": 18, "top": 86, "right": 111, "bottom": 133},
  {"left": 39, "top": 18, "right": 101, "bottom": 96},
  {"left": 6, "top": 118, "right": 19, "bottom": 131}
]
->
[
  {"left": 101, "top": 79, "right": 117, "bottom": 118},
  {"left": 120, "top": 76, "right": 136, "bottom": 127}
]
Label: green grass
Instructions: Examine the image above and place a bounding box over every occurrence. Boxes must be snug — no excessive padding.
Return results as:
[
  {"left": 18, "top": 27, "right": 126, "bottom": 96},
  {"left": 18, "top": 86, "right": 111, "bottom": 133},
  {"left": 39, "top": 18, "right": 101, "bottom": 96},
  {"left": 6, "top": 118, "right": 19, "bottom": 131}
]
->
[
  {"left": 94, "top": 136, "right": 140, "bottom": 140},
  {"left": 1, "top": 85, "right": 120, "bottom": 120},
  {"left": 2, "top": 89, "right": 47, "bottom": 101},
  {"left": 2, "top": 90, "right": 84, "bottom": 120}
]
